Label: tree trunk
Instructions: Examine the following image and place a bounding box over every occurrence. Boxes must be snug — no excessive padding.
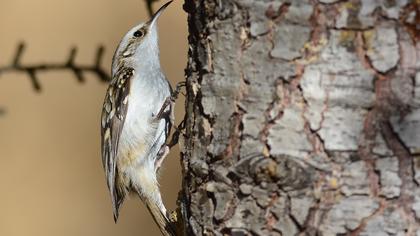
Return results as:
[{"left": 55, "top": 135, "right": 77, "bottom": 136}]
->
[{"left": 180, "top": 0, "right": 420, "bottom": 235}]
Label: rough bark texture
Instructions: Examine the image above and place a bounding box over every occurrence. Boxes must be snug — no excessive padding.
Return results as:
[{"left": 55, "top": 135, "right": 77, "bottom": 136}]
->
[{"left": 181, "top": 0, "right": 420, "bottom": 235}]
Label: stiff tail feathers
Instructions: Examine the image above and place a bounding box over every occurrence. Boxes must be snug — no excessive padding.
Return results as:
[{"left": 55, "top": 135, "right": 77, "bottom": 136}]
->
[{"left": 141, "top": 194, "right": 176, "bottom": 236}]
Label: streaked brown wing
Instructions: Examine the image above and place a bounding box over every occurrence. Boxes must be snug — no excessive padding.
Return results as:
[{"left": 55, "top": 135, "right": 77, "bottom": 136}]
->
[{"left": 100, "top": 67, "right": 134, "bottom": 218}]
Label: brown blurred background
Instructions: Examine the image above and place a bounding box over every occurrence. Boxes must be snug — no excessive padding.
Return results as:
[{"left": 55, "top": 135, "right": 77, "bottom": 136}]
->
[{"left": 0, "top": 0, "right": 187, "bottom": 235}]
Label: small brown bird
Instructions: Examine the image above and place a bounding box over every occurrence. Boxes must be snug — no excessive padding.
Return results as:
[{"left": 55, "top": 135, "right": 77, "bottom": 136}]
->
[{"left": 100, "top": 1, "right": 176, "bottom": 235}]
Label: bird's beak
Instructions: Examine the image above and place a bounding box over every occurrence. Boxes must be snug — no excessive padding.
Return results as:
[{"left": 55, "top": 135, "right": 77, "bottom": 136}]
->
[{"left": 148, "top": 0, "right": 173, "bottom": 28}]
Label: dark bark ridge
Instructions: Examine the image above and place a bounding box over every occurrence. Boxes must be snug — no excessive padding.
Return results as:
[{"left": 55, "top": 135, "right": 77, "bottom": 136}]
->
[{"left": 182, "top": 0, "right": 420, "bottom": 235}]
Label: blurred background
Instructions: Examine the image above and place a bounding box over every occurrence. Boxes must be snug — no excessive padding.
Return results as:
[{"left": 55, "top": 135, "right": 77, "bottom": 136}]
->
[{"left": 0, "top": 0, "right": 187, "bottom": 235}]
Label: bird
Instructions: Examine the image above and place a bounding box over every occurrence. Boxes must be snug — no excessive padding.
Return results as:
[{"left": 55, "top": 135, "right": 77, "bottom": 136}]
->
[{"left": 100, "top": 1, "right": 176, "bottom": 235}]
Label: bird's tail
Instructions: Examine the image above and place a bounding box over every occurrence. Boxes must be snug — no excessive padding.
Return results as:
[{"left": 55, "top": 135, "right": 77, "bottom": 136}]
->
[
  {"left": 141, "top": 195, "right": 177, "bottom": 236},
  {"left": 133, "top": 163, "right": 176, "bottom": 235}
]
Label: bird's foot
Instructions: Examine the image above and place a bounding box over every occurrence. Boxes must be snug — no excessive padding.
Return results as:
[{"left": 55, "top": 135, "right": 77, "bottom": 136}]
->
[
  {"left": 167, "top": 119, "right": 185, "bottom": 149},
  {"left": 154, "top": 81, "right": 186, "bottom": 121},
  {"left": 171, "top": 81, "right": 186, "bottom": 101},
  {"left": 155, "top": 145, "right": 170, "bottom": 172},
  {"left": 154, "top": 97, "right": 171, "bottom": 121}
]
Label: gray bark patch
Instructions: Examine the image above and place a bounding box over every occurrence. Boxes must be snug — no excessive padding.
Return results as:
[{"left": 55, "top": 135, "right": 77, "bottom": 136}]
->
[
  {"left": 375, "top": 157, "right": 402, "bottom": 198},
  {"left": 321, "top": 196, "right": 379, "bottom": 234},
  {"left": 271, "top": 23, "right": 310, "bottom": 60},
  {"left": 319, "top": 107, "right": 366, "bottom": 150}
]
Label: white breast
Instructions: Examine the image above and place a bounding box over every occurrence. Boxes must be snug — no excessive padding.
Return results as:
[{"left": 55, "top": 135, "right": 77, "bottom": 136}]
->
[{"left": 118, "top": 72, "right": 171, "bottom": 169}]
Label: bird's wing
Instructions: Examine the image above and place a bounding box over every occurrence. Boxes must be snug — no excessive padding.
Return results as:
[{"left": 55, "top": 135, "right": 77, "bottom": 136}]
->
[{"left": 100, "top": 67, "right": 134, "bottom": 220}]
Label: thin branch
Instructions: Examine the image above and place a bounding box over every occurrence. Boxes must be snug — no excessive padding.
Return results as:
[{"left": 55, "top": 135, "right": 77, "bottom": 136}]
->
[{"left": 0, "top": 42, "right": 110, "bottom": 92}]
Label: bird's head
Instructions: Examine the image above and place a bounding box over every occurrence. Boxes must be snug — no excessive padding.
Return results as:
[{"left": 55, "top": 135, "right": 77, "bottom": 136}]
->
[{"left": 112, "top": 1, "right": 172, "bottom": 75}]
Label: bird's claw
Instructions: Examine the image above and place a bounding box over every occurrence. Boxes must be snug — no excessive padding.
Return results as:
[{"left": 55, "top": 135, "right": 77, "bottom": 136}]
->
[{"left": 155, "top": 145, "right": 169, "bottom": 172}]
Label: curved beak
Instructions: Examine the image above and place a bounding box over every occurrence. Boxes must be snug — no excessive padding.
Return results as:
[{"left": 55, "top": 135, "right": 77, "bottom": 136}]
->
[{"left": 148, "top": 0, "right": 173, "bottom": 28}]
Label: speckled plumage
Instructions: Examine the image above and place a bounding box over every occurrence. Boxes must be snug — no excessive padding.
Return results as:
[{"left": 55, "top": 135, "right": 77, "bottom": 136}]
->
[{"left": 100, "top": 1, "right": 175, "bottom": 235}]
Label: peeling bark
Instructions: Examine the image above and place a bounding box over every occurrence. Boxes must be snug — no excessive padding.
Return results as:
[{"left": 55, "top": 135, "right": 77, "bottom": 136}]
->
[{"left": 181, "top": 0, "right": 420, "bottom": 235}]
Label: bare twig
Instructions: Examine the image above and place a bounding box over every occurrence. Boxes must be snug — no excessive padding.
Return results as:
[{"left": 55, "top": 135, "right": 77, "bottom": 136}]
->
[{"left": 0, "top": 42, "right": 110, "bottom": 92}]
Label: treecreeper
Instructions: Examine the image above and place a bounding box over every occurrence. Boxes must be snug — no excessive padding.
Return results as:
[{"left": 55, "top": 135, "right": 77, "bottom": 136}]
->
[{"left": 100, "top": 1, "right": 178, "bottom": 235}]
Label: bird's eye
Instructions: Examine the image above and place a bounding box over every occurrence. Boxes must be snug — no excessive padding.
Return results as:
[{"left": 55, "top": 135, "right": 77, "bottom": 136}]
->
[{"left": 133, "top": 30, "right": 143, "bottom": 38}]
